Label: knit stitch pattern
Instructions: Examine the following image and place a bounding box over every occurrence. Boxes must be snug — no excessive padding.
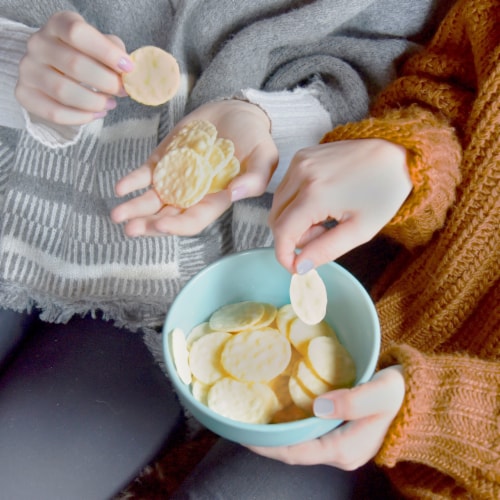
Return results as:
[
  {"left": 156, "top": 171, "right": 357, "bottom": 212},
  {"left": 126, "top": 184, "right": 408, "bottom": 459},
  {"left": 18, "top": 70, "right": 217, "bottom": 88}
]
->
[{"left": 323, "top": 0, "right": 499, "bottom": 497}]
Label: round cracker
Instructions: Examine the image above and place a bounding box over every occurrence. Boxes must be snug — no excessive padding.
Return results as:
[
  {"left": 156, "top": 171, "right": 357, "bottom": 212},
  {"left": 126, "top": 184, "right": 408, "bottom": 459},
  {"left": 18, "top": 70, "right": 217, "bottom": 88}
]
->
[
  {"left": 207, "top": 378, "right": 279, "bottom": 424},
  {"left": 307, "top": 336, "right": 356, "bottom": 388},
  {"left": 220, "top": 328, "right": 291, "bottom": 383},
  {"left": 289, "top": 269, "right": 327, "bottom": 325},
  {"left": 208, "top": 156, "right": 240, "bottom": 193},
  {"left": 167, "top": 120, "right": 218, "bottom": 157},
  {"left": 170, "top": 327, "right": 192, "bottom": 385},
  {"left": 189, "top": 331, "right": 231, "bottom": 385},
  {"left": 123, "top": 46, "right": 180, "bottom": 106},
  {"left": 153, "top": 147, "right": 213, "bottom": 208},
  {"left": 209, "top": 301, "right": 265, "bottom": 332}
]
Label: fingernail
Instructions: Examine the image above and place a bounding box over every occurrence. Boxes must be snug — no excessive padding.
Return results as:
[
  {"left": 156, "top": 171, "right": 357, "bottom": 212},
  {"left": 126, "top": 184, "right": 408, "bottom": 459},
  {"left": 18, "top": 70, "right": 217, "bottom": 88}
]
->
[
  {"left": 105, "top": 98, "right": 117, "bottom": 110},
  {"left": 231, "top": 185, "right": 248, "bottom": 202},
  {"left": 313, "top": 398, "right": 335, "bottom": 417},
  {"left": 94, "top": 110, "right": 107, "bottom": 119},
  {"left": 118, "top": 57, "right": 134, "bottom": 72},
  {"left": 117, "top": 87, "right": 129, "bottom": 97},
  {"left": 296, "top": 259, "right": 314, "bottom": 275}
]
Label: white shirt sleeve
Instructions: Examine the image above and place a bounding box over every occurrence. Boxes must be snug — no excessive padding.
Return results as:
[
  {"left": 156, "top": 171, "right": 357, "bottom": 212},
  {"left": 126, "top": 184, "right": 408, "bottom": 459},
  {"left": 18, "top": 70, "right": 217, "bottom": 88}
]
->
[
  {"left": 238, "top": 87, "right": 333, "bottom": 193},
  {"left": 0, "top": 17, "right": 84, "bottom": 148}
]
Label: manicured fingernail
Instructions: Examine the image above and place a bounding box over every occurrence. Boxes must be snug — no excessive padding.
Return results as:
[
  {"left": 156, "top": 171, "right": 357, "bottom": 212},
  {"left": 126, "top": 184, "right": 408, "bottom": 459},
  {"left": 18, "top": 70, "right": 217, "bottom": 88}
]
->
[
  {"left": 105, "top": 98, "right": 117, "bottom": 110},
  {"left": 94, "top": 110, "right": 107, "bottom": 119},
  {"left": 118, "top": 57, "right": 134, "bottom": 72},
  {"left": 313, "top": 398, "right": 334, "bottom": 417},
  {"left": 117, "top": 87, "right": 129, "bottom": 97},
  {"left": 296, "top": 259, "right": 314, "bottom": 275},
  {"left": 231, "top": 185, "right": 248, "bottom": 202}
]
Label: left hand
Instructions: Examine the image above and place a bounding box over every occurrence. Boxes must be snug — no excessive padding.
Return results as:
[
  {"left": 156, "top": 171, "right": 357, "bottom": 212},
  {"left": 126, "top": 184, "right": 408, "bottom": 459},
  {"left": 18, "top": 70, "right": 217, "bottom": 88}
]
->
[
  {"left": 111, "top": 99, "right": 278, "bottom": 237},
  {"left": 248, "top": 365, "right": 405, "bottom": 470}
]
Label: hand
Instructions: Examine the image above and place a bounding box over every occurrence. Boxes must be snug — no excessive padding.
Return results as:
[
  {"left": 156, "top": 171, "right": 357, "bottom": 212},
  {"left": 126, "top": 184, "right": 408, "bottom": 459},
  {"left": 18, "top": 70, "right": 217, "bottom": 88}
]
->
[
  {"left": 268, "top": 139, "right": 411, "bottom": 273},
  {"left": 249, "top": 365, "right": 405, "bottom": 470},
  {"left": 15, "top": 11, "right": 133, "bottom": 125},
  {"left": 111, "top": 99, "right": 278, "bottom": 237}
]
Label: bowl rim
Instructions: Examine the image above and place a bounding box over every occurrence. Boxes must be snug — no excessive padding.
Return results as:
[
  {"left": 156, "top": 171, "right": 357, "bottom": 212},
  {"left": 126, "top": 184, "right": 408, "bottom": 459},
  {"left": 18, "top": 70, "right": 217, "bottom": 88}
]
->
[{"left": 162, "top": 247, "right": 380, "bottom": 433}]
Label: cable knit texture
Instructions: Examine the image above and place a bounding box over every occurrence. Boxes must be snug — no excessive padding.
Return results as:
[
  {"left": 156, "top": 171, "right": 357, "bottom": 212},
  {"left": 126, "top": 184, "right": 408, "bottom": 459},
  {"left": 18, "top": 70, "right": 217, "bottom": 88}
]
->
[{"left": 323, "top": 0, "right": 499, "bottom": 498}]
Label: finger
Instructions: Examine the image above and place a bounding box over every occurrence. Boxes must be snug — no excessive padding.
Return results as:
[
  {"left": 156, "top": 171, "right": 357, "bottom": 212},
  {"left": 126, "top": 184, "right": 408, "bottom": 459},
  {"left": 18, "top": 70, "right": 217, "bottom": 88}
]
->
[
  {"left": 33, "top": 34, "right": 125, "bottom": 96},
  {"left": 267, "top": 171, "right": 297, "bottom": 226},
  {"left": 313, "top": 367, "right": 405, "bottom": 422},
  {"left": 15, "top": 85, "right": 100, "bottom": 125},
  {"left": 123, "top": 206, "right": 181, "bottom": 237},
  {"left": 124, "top": 220, "right": 165, "bottom": 238},
  {"left": 293, "top": 214, "right": 377, "bottom": 270},
  {"left": 249, "top": 417, "right": 384, "bottom": 470},
  {"left": 46, "top": 12, "right": 133, "bottom": 74},
  {"left": 154, "top": 191, "right": 232, "bottom": 236},
  {"left": 229, "top": 143, "right": 278, "bottom": 201},
  {"left": 19, "top": 58, "right": 116, "bottom": 113},
  {"left": 110, "top": 189, "right": 163, "bottom": 224},
  {"left": 115, "top": 164, "right": 154, "bottom": 197},
  {"left": 105, "top": 34, "right": 126, "bottom": 52},
  {"left": 271, "top": 196, "right": 334, "bottom": 273}
]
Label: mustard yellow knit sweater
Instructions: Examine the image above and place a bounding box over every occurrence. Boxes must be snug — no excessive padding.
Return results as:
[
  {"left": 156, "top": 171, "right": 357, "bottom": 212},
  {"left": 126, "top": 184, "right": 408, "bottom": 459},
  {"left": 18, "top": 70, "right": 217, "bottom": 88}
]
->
[{"left": 322, "top": 0, "right": 499, "bottom": 498}]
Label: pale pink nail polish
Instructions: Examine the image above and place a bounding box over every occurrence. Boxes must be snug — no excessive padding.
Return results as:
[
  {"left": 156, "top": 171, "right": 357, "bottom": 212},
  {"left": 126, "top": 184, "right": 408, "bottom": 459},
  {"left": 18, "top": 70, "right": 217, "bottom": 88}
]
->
[
  {"left": 105, "top": 98, "right": 117, "bottom": 110},
  {"left": 231, "top": 186, "right": 248, "bottom": 202},
  {"left": 118, "top": 57, "right": 134, "bottom": 72}
]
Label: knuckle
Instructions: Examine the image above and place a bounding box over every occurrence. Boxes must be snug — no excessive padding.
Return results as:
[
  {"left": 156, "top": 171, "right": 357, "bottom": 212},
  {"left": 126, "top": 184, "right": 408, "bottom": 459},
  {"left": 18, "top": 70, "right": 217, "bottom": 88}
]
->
[
  {"left": 25, "top": 34, "right": 40, "bottom": 54},
  {"left": 14, "top": 83, "right": 25, "bottom": 105},
  {"left": 64, "top": 53, "right": 85, "bottom": 75},
  {"left": 44, "top": 106, "right": 63, "bottom": 123},
  {"left": 61, "top": 16, "right": 87, "bottom": 44}
]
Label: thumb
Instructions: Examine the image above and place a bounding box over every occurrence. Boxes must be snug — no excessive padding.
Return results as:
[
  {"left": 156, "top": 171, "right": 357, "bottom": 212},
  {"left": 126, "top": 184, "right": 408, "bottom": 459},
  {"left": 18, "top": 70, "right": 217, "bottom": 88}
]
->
[
  {"left": 313, "top": 367, "right": 405, "bottom": 421},
  {"left": 229, "top": 143, "right": 278, "bottom": 202}
]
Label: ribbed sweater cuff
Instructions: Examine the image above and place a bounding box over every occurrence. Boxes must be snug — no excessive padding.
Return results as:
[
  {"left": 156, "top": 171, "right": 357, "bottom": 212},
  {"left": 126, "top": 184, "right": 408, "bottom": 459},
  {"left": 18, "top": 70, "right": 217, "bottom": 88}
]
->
[
  {"left": 239, "top": 87, "right": 332, "bottom": 193},
  {"left": 375, "top": 345, "right": 500, "bottom": 490},
  {"left": 0, "top": 19, "right": 83, "bottom": 147},
  {"left": 0, "top": 19, "right": 35, "bottom": 129},
  {"left": 321, "top": 105, "right": 462, "bottom": 249}
]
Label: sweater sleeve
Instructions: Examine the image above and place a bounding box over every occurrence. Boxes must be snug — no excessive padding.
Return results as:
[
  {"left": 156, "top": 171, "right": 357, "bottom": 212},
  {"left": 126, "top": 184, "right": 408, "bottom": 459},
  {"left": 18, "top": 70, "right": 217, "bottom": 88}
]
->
[
  {"left": 0, "top": 18, "right": 35, "bottom": 129},
  {"left": 0, "top": 17, "right": 84, "bottom": 148},
  {"left": 375, "top": 344, "right": 500, "bottom": 499},
  {"left": 238, "top": 87, "right": 332, "bottom": 193},
  {"left": 320, "top": 0, "right": 488, "bottom": 249}
]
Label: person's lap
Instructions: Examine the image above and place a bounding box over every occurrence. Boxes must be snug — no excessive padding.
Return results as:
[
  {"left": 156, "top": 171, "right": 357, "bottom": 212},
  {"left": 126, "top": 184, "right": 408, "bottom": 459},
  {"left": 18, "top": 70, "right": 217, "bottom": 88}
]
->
[
  {"left": 0, "top": 308, "right": 183, "bottom": 500},
  {"left": 172, "top": 437, "right": 396, "bottom": 500}
]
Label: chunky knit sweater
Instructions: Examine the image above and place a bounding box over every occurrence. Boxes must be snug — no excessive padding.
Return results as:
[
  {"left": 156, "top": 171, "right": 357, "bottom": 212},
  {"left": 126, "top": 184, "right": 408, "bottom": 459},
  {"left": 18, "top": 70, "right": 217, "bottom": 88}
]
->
[{"left": 323, "top": 0, "right": 499, "bottom": 497}]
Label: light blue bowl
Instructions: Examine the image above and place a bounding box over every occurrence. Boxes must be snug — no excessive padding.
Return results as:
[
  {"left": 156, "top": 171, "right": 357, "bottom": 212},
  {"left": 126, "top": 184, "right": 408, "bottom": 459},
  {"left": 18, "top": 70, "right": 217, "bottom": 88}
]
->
[{"left": 163, "top": 247, "right": 380, "bottom": 447}]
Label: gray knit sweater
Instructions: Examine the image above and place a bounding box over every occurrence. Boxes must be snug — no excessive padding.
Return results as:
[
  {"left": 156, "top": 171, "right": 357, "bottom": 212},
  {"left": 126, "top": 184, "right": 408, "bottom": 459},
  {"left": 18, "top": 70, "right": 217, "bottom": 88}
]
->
[{"left": 0, "top": 0, "right": 450, "bottom": 335}]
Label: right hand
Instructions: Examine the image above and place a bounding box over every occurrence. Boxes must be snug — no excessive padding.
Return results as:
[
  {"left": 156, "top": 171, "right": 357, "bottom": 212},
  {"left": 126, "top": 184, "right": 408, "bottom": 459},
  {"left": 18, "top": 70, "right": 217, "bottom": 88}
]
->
[
  {"left": 269, "top": 139, "right": 412, "bottom": 274},
  {"left": 15, "top": 11, "right": 133, "bottom": 125}
]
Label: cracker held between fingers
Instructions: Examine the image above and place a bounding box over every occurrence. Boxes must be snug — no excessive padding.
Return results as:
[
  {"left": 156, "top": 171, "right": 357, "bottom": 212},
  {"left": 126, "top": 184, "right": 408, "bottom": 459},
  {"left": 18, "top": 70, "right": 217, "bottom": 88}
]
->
[{"left": 122, "top": 46, "right": 181, "bottom": 106}]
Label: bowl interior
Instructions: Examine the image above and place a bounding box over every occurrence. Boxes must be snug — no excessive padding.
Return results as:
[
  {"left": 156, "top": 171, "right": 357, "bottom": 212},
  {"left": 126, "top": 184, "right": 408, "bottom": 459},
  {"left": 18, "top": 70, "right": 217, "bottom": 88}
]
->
[{"left": 163, "top": 247, "right": 380, "bottom": 446}]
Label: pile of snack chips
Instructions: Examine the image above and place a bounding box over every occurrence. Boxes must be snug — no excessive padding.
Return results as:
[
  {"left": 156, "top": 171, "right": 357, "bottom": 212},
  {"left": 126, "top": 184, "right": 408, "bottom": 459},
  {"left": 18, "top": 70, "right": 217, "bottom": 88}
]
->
[
  {"left": 171, "top": 270, "right": 356, "bottom": 425},
  {"left": 153, "top": 120, "right": 240, "bottom": 208}
]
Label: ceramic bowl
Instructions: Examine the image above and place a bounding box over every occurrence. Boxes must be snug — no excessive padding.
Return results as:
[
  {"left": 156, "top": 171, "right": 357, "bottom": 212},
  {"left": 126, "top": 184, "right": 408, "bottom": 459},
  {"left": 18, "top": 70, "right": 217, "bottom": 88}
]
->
[{"left": 163, "top": 248, "right": 380, "bottom": 446}]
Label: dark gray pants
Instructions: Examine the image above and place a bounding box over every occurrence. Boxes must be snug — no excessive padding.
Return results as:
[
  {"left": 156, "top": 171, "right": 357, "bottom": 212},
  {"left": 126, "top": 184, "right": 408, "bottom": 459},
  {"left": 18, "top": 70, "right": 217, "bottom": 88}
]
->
[
  {"left": 0, "top": 308, "right": 183, "bottom": 500},
  {"left": 172, "top": 436, "right": 397, "bottom": 500}
]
